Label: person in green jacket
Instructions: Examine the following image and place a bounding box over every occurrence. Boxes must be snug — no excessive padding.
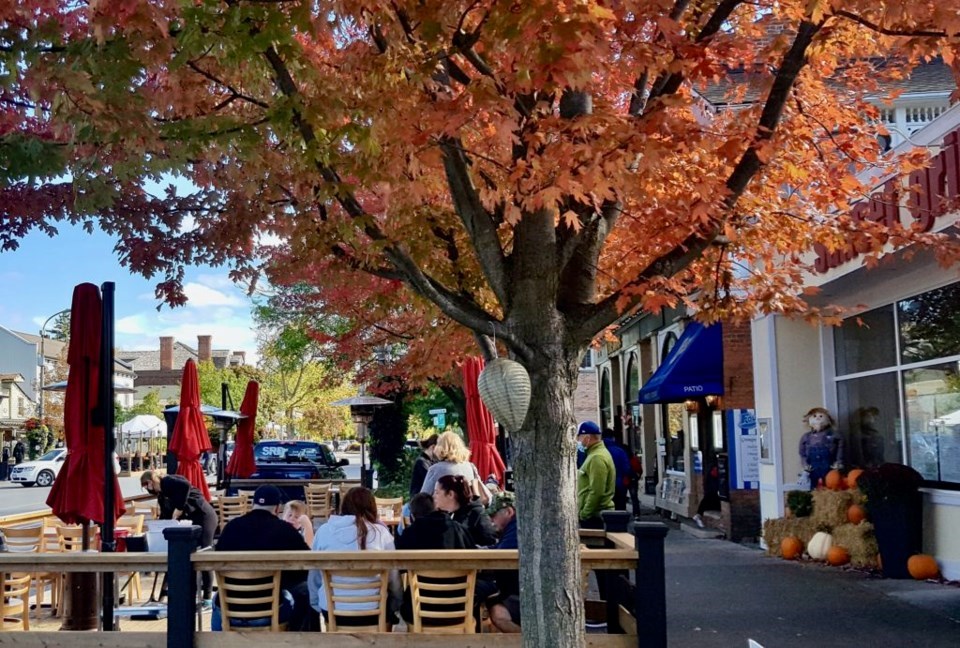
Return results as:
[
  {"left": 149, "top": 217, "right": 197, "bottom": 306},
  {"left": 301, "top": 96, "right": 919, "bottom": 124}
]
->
[{"left": 576, "top": 421, "right": 615, "bottom": 528}]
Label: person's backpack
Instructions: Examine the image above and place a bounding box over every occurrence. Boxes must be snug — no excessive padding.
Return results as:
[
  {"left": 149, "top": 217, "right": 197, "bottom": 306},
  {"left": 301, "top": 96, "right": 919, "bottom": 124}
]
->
[{"left": 629, "top": 453, "right": 642, "bottom": 479}]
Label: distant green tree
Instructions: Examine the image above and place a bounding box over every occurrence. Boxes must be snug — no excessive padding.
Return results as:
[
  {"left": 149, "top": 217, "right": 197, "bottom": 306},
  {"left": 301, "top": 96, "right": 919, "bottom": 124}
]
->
[
  {"left": 47, "top": 312, "right": 70, "bottom": 342},
  {"left": 369, "top": 384, "right": 409, "bottom": 491},
  {"left": 128, "top": 391, "right": 163, "bottom": 418}
]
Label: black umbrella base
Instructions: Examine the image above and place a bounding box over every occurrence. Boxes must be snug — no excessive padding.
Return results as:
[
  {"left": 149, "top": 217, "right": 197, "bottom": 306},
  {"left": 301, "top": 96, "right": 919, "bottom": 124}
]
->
[{"left": 60, "top": 572, "right": 99, "bottom": 630}]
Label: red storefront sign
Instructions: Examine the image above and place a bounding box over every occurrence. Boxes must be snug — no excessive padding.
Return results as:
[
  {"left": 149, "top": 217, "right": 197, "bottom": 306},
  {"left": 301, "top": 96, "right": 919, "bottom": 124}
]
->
[{"left": 814, "top": 128, "right": 960, "bottom": 273}]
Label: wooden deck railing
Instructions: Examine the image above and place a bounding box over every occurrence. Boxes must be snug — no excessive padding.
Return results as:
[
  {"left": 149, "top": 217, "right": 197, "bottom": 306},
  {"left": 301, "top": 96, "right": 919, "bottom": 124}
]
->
[{"left": 0, "top": 514, "right": 668, "bottom": 648}]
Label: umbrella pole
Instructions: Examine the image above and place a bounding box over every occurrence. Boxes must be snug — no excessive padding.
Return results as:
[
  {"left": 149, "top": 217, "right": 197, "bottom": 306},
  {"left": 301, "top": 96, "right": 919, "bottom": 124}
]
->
[{"left": 100, "top": 282, "right": 118, "bottom": 631}]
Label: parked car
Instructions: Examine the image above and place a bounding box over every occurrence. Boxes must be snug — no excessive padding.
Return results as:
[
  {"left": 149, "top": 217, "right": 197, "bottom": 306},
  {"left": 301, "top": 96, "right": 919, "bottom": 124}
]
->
[
  {"left": 247, "top": 440, "right": 349, "bottom": 501},
  {"left": 10, "top": 448, "right": 121, "bottom": 487}
]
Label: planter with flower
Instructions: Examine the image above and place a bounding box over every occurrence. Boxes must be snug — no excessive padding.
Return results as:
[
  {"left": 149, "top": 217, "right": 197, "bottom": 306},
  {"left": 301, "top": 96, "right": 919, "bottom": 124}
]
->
[{"left": 23, "top": 417, "right": 53, "bottom": 461}]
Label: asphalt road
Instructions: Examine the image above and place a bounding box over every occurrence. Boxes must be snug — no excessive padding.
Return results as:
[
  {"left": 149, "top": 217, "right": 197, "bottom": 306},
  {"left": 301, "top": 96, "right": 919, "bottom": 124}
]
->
[{"left": 0, "top": 452, "right": 364, "bottom": 518}]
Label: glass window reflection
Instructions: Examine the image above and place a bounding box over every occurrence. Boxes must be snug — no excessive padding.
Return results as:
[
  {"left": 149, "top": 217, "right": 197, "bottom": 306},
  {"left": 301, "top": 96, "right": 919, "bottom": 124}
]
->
[
  {"left": 899, "top": 283, "right": 960, "bottom": 365},
  {"left": 902, "top": 362, "right": 960, "bottom": 482},
  {"left": 836, "top": 372, "right": 901, "bottom": 468},
  {"left": 834, "top": 305, "right": 896, "bottom": 375}
]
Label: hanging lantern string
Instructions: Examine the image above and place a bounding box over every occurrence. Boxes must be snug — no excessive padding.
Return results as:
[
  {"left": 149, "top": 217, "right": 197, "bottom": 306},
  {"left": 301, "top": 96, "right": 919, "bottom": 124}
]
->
[{"left": 490, "top": 321, "right": 498, "bottom": 359}]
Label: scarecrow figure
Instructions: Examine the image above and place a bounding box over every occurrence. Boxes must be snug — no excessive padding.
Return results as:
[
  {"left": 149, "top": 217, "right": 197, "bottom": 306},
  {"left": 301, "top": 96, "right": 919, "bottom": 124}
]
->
[{"left": 799, "top": 407, "right": 843, "bottom": 491}]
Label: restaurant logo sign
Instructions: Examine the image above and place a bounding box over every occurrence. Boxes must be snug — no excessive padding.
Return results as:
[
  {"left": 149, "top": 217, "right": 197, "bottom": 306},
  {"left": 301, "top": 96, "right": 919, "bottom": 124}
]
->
[{"left": 814, "top": 128, "right": 960, "bottom": 273}]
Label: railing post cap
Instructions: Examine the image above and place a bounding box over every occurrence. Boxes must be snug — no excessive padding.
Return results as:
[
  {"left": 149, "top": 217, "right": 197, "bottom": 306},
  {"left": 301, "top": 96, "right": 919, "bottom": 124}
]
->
[
  {"left": 163, "top": 524, "right": 202, "bottom": 540},
  {"left": 601, "top": 510, "right": 632, "bottom": 533},
  {"left": 633, "top": 522, "right": 669, "bottom": 539}
]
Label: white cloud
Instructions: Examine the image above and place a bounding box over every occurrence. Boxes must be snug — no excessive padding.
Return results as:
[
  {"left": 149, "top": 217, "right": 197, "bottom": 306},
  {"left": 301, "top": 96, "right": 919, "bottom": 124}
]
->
[{"left": 182, "top": 282, "right": 244, "bottom": 307}]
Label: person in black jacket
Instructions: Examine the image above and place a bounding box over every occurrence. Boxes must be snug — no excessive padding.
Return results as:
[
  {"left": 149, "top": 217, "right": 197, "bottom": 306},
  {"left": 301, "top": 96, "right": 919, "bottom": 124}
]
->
[
  {"left": 409, "top": 434, "right": 439, "bottom": 496},
  {"left": 396, "top": 493, "right": 472, "bottom": 551},
  {"left": 396, "top": 492, "right": 473, "bottom": 625},
  {"left": 213, "top": 485, "right": 314, "bottom": 631},
  {"left": 141, "top": 470, "right": 219, "bottom": 604},
  {"left": 433, "top": 474, "right": 498, "bottom": 547}
]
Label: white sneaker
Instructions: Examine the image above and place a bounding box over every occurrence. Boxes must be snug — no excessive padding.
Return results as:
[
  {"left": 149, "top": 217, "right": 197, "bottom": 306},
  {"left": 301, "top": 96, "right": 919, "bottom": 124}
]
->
[{"left": 693, "top": 514, "right": 705, "bottom": 528}]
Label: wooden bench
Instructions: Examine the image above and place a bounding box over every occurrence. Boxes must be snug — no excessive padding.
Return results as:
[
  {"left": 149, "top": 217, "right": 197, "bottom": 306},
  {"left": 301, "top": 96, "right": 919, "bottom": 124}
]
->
[{"left": 0, "top": 521, "right": 668, "bottom": 648}]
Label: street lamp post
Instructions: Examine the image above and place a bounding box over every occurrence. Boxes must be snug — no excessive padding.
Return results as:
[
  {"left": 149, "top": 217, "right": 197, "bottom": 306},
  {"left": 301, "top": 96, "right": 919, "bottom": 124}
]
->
[{"left": 37, "top": 308, "right": 70, "bottom": 426}]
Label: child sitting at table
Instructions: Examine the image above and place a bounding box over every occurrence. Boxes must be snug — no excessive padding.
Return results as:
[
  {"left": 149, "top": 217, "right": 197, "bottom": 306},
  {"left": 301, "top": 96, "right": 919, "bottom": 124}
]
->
[{"left": 283, "top": 500, "right": 314, "bottom": 545}]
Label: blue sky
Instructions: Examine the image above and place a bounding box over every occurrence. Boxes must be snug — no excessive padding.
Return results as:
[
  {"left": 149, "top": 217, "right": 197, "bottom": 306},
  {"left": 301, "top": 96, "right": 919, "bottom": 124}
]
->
[{"left": 0, "top": 221, "right": 260, "bottom": 361}]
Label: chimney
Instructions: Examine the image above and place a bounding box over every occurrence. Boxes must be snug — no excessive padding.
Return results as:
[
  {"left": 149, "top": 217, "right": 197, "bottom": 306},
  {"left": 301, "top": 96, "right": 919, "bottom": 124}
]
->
[
  {"left": 198, "top": 335, "right": 212, "bottom": 362},
  {"left": 160, "top": 336, "right": 174, "bottom": 371}
]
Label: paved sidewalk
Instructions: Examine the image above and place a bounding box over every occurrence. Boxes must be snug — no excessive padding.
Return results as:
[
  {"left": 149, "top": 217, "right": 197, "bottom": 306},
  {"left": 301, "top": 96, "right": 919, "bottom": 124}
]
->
[{"left": 653, "top": 516, "right": 960, "bottom": 647}]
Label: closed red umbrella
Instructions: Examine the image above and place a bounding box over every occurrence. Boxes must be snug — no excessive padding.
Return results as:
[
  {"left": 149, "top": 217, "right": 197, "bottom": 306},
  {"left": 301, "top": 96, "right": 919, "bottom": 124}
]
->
[
  {"left": 47, "top": 283, "right": 126, "bottom": 524},
  {"left": 170, "top": 359, "right": 212, "bottom": 500},
  {"left": 463, "top": 356, "right": 506, "bottom": 484},
  {"left": 225, "top": 380, "right": 258, "bottom": 478}
]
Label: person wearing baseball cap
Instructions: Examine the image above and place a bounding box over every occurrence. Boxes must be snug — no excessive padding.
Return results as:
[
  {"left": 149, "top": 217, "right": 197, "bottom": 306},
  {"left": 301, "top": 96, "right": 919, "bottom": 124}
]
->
[
  {"left": 479, "top": 491, "right": 520, "bottom": 632},
  {"left": 213, "top": 485, "right": 313, "bottom": 631},
  {"left": 577, "top": 420, "right": 615, "bottom": 528}
]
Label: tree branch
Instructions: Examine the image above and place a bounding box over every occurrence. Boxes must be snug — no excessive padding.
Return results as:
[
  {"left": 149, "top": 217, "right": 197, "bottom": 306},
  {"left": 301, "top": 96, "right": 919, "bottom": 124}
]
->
[
  {"left": 261, "top": 38, "right": 530, "bottom": 358},
  {"left": 439, "top": 137, "right": 509, "bottom": 305},
  {"left": 578, "top": 19, "right": 822, "bottom": 340},
  {"left": 833, "top": 10, "right": 950, "bottom": 37}
]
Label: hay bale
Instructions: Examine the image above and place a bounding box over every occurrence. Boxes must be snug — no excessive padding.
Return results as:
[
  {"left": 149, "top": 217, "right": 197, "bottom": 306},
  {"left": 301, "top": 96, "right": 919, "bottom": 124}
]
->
[
  {"left": 811, "top": 489, "right": 854, "bottom": 529},
  {"left": 763, "top": 517, "right": 816, "bottom": 557},
  {"left": 831, "top": 521, "right": 879, "bottom": 568}
]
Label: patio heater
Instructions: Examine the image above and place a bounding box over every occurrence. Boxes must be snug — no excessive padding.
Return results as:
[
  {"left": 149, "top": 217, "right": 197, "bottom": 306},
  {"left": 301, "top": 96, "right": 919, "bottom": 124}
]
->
[{"left": 331, "top": 394, "right": 392, "bottom": 489}]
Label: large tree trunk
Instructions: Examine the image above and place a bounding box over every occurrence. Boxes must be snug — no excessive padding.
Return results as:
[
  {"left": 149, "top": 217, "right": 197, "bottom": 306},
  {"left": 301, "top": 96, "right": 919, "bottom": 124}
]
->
[{"left": 512, "top": 341, "right": 585, "bottom": 647}]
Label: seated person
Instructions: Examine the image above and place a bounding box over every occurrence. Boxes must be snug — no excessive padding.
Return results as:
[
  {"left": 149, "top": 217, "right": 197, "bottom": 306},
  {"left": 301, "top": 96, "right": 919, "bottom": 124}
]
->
[
  {"left": 480, "top": 492, "right": 520, "bottom": 633},
  {"left": 308, "top": 487, "right": 402, "bottom": 629},
  {"left": 212, "top": 485, "right": 313, "bottom": 631},
  {"left": 396, "top": 493, "right": 473, "bottom": 551},
  {"left": 283, "top": 500, "right": 315, "bottom": 545},
  {"left": 396, "top": 493, "right": 473, "bottom": 626},
  {"left": 433, "top": 475, "right": 499, "bottom": 547}
]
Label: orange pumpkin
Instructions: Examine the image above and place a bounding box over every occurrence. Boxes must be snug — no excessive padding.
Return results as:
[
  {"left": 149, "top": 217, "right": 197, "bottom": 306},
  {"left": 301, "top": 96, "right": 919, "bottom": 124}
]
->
[
  {"left": 781, "top": 537, "right": 803, "bottom": 560},
  {"left": 824, "top": 469, "right": 845, "bottom": 490},
  {"left": 826, "top": 546, "right": 850, "bottom": 566},
  {"left": 846, "top": 468, "right": 864, "bottom": 490},
  {"left": 847, "top": 504, "right": 867, "bottom": 524},
  {"left": 907, "top": 554, "right": 940, "bottom": 580}
]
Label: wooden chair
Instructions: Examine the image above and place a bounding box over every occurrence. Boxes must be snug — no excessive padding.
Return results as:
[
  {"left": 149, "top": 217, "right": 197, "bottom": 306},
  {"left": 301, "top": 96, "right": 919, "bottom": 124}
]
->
[
  {"left": 409, "top": 569, "right": 477, "bottom": 634},
  {"left": 116, "top": 515, "right": 145, "bottom": 603},
  {"left": 1, "top": 571, "right": 32, "bottom": 631},
  {"left": 215, "top": 570, "right": 286, "bottom": 632},
  {"left": 304, "top": 484, "right": 333, "bottom": 521},
  {"left": 217, "top": 495, "right": 249, "bottom": 529},
  {"left": 374, "top": 497, "right": 403, "bottom": 523},
  {"left": 52, "top": 525, "right": 88, "bottom": 617},
  {"left": 320, "top": 569, "right": 389, "bottom": 632},
  {"left": 0, "top": 524, "right": 45, "bottom": 619}
]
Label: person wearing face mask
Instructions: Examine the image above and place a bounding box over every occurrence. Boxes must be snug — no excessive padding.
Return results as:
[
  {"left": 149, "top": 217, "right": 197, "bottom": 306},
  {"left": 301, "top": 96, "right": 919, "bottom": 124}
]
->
[
  {"left": 213, "top": 485, "right": 314, "bottom": 631},
  {"left": 576, "top": 421, "right": 615, "bottom": 529}
]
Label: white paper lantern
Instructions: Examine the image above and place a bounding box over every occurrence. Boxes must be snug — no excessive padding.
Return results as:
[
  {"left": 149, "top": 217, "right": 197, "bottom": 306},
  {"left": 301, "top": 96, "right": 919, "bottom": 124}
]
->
[{"left": 477, "top": 358, "right": 531, "bottom": 432}]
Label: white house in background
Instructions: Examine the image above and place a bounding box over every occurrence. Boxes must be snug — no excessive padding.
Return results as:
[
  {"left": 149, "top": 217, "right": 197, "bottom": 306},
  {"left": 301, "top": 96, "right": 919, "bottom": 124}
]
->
[
  {"left": 0, "top": 326, "right": 137, "bottom": 412},
  {"left": 0, "top": 373, "right": 32, "bottom": 445}
]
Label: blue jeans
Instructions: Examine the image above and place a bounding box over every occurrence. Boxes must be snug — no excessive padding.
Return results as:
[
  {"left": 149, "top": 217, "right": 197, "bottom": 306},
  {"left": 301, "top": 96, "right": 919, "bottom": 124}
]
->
[{"left": 211, "top": 589, "right": 294, "bottom": 630}]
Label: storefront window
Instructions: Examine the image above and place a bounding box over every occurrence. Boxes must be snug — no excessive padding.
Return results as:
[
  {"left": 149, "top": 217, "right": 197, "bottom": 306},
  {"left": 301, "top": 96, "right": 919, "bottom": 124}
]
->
[
  {"left": 834, "top": 304, "right": 896, "bottom": 375},
  {"left": 836, "top": 372, "right": 902, "bottom": 468},
  {"left": 834, "top": 280, "right": 960, "bottom": 486},
  {"left": 625, "top": 355, "right": 641, "bottom": 450},
  {"left": 903, "top": 362, "right": 960, "bottom": 482},
  {"left": 898, "top": 283, "right": 960, "bottom": 364},
  {"left": 599, "top": 369, "right": 612, "bottom": 431}
]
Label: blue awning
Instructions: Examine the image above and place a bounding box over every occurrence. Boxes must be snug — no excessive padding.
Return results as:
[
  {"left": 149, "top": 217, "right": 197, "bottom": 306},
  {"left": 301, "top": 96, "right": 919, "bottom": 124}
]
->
[{"left": 638, "top": 322, "right": 724, "bottom": 404}]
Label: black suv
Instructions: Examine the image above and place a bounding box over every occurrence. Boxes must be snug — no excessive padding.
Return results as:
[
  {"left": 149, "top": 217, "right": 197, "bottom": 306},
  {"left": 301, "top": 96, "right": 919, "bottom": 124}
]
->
[{"left": 247, "top": 440, "right": 349, "bottom": 501}]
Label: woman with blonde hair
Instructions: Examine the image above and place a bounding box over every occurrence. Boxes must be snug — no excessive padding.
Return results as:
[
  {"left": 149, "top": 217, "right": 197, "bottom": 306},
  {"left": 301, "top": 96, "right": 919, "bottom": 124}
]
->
[{"left": 419, "top": 431, "right": 491, "bottom": 503}]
